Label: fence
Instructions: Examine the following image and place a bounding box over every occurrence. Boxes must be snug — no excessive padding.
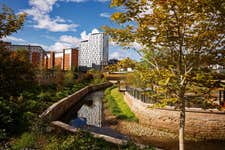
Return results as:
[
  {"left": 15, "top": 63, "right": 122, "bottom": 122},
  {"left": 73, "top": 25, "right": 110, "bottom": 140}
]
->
[
  {"left": 126, "top": 86, "right": 225, "bottom": 108},
  {"left": 126, "top": 86, "right": 158, "bottom": 104}
]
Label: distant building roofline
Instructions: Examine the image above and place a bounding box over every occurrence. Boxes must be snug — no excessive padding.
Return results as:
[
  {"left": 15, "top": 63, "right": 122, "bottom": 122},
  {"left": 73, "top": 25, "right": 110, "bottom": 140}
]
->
[
  {"left": 9, "top": 44, "right": 43, "bottom": 48},
  {"left": 7, "top": 44, "right": 46, "bottom": 52},
  {"left": 81, "top": 40, "right": 88, "bottom": 42},
  {"left": 91, "top": 32, "right": 104, "bottom": 35}
]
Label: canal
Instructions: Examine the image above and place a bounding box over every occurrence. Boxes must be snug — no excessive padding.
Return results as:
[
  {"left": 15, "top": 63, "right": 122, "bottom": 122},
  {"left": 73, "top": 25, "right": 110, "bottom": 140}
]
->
[{"left": 60, "top": 89, "right": 225, "bottom": 150}]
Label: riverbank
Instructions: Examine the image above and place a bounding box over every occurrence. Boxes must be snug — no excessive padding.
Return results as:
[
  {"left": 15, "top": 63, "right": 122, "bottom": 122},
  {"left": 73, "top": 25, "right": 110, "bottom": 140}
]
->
[
  {"left": 103, "top": 100, "right": 177, "bottom": 150},
  {"left": 103, "top": 87, "right": 225, "bottom": 150}
]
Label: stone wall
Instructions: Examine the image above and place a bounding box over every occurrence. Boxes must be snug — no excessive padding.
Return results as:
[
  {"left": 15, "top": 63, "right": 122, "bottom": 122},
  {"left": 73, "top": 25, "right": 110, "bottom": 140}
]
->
[
  {"left": 124, "top": 92, "right": 225, "bottom": 140},
  {"left": 40, "top": 82, "right": 112, "bottom": 122}
]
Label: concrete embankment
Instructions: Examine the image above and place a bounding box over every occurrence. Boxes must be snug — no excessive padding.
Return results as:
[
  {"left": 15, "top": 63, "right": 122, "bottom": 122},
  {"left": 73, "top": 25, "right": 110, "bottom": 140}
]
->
[
  {"left": 40, "top": 82, "right": 131, "bottom": 146},
  {"left": 40, "top": 82, "right": 112, "bottom": 122}
]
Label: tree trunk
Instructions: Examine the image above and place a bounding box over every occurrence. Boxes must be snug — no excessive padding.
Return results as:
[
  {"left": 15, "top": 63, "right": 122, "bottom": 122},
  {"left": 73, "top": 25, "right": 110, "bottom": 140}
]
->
[{"left": 179, "top": 90, "right": 185, "bottom": 150}]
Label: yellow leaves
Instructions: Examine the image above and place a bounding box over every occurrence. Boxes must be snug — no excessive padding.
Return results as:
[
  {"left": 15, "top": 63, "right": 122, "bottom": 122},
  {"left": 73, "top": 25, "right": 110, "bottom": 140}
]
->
[
  {"left": 110, "top": 0, "right": 126, "bottom": 7},
  {"left": 154, "top": 97, "right": 178, "bottom": 108},
  {"left": 111, "top": 12, "right": 127, "bottom": 23},
  {"left": 111, "top": 12, "right": 123, "bottom": 21},
  {"left": 0, "top": 5, "right": 26, "bottom": 38}
]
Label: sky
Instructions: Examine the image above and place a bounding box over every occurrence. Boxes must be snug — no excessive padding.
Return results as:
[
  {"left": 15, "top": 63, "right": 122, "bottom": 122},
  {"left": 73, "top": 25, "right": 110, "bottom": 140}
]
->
[{"left": 0, "top": 0, "right": 141, "bottom": 60}]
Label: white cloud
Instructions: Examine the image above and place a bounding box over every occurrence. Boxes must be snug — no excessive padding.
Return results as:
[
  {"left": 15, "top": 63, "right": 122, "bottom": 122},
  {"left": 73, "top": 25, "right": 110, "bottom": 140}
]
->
[
  {"left": 48, "top": 42, "right": 72, "bottom": 51},
  {"left": 48, "top": 35, "right": 81, "bottom": 51},
  {"left": 62, "top": 0, "right": 109, "bottom": 2},
  {"left": 1, "top": 36, "right": 48, "bottom": 50},
  {"left": 29, "top": 0, "right": 57, "bottom": 12},
  {"left": 54, "top": 16, "right": 66, "bottom": 23},
  {"left": 23, "top": 0, "right": 78, "bottom": 32},
  {"left": 59, "top": 35, "right": 80, "bottom": 45},
  {"left": 96, "top": 0, "right": 109, "bottom": 3},
  {"left": 62, "top": 0, "right": 87, "bottom": 2},
  {"left": 81, "top": 28, "right": 100, "bottom": 40},
  {"left": 32, "top": 14, "right": 78, "bottom": 32},
  {"left": 91, "top": 28, "right": 100, "bottom": 34},
  {"left": 110, "top": 51, "right": 125, "bottom": 59},
  {"left": 21, "top": 0, "right": 110, "bottom": 32},
  {"left": 2, "top": 36, "right": 26, "bottom": 43},
  {"left": 100, "top": 12, "right": 110, "bottom": 18},
  {"left": 80, "top": 31, "right": 89, "bottom": 40},
  {"left": 48, "top": 28, "right": 100, "bottom": 51}
]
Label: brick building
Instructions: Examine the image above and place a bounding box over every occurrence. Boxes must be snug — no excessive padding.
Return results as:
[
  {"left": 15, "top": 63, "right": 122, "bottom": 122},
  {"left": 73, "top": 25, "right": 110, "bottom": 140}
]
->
[
  {"left": 45, "top": 48, "right": 79, "bottom": 70},
  {"left": 4, "top": 42, "right": 47, "bottom": 68}
]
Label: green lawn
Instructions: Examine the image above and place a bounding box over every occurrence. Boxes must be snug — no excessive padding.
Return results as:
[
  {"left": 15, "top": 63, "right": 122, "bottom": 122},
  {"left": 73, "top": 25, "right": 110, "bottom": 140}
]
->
[{"left": 105, "top": 87, "right": 138, "bottom": 122}]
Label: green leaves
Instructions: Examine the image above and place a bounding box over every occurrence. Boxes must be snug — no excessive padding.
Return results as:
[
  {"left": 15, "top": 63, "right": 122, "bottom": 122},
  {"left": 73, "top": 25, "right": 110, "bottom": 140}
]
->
[{"left": 0, "top": 5, "right": 26, "bottom": 38}]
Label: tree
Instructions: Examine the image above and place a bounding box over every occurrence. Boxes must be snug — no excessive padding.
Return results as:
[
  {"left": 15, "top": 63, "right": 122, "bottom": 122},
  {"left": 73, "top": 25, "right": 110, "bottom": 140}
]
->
[
  {"left": 117, "top": 57, "right": 136, "bottom": 70},
  {"left": 103, "top": 0, "right": 225, "bottom": 149},
  {"left": 0, "top": 5, "right": 25, "bottom": 39},
  {"left": 0, "top": 5, "right": 32, "bottom": 139},
  {"left": 0, "top": 49, "right": 35, "bottom": 97},
  {"left": 104, "top": 64, "right": 118, "bottom": 72},
  {"left": 0, "top": 5, "right": 30, "bottom": 97}
]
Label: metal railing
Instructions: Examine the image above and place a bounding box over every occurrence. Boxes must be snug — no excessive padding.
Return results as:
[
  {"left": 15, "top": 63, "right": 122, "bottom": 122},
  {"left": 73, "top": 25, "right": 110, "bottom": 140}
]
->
[
  {"left": 125, "top": 86, "right": 225, "bottom": 108},
  {"left": 126, "top": 86, "right": 158, "bottom": 104}
]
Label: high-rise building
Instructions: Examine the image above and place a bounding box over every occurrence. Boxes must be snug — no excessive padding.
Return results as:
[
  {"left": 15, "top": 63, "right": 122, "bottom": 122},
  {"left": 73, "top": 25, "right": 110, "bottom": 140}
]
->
[{"left": 79, "top": 33, "right": 108, "bottom": 71}]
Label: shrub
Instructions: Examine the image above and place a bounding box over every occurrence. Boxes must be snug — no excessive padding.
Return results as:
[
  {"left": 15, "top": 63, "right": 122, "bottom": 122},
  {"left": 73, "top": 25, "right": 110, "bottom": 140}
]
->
[
  {"left": 76, "top": 73, "right": 93, "bottom": 83},
  {"left": 54, "top": 68, "right": 65, "bottom": 91},
  {"left": 64, "top": 71, "right": 74, "bottom": 87},
  {"left": 0, "top": 47, "right": 35, "bottom": 98},
  {"left": 37, "top": 91, "right": 52, "bottom": 101},
  {"left": 12, "top": 132, "right": 36, "bottom": 150}
]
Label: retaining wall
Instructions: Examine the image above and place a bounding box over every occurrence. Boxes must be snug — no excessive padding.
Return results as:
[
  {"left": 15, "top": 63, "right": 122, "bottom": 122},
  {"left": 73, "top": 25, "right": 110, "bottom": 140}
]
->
[
  {"left": 124, "top": 92, "right": 225, "bottom": 140},
  {"left": 40, "top": 82, "right": 112, "bottom": 122}
]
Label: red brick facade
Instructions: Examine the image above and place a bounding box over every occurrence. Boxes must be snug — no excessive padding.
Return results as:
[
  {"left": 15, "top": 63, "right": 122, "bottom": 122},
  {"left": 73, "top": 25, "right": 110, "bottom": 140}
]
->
[
  {"left": 64, "top": 54, "right": 70, "bottom": 70},
  {"left": 5, "top": 42, "right": 47, "bottom": 68},
  {"left": 55, "top": 57, "right": 62, "bottom": 69},
  {"left": 32, "top": 52, "right": 40, "bottom": 66},
  {"left": 45, "top": 48, "right": 79, "bottom": 70},
  {"left": 71, "top": 49, "right": 79, "bottom": 68}
]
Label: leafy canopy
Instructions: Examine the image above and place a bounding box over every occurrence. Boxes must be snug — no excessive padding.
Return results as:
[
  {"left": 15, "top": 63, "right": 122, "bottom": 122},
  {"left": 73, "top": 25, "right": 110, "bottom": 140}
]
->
[
  {"left": 103, "top": 0, "right": 225, "bottom": 106},
  {"left": 0, "top": 5, "right": 26, "bottom": 38}
]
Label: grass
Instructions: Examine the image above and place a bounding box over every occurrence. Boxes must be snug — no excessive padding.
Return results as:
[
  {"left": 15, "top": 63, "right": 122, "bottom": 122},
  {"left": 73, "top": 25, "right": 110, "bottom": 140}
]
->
[
  {"left": 11, "top": 130, "right": 154, "bottom": 150},
  {"left": 105, "top": 86, "right": 138, "bottom": 122}
]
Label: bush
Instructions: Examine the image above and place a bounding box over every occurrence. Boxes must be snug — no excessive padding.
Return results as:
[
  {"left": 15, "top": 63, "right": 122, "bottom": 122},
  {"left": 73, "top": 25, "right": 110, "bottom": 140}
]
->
[
  {"left": 64, "top": 71, "right": 74, "bottom": 87},
  {"left": 88, "top": 69, "right": 106, "bottom": 85},
  {"left": 54, "top": 68, "right": 65, "bottom": 91},
  {"left": 76, "top": 73, "right": 93, "bottom": 83},
  {"left": 12, "top": 132, "right": 36, "bottom": 150},
  {"left": 0, "top": 48, "right": 35, "bottom": 98},
  {"left": 44, "top": 136, "right": 59, "bottom": 150},
  {"left": 43, "top": 131, "right": 154, "bottom": 150},
  {"left": 38, "top": 91, "right": 52, "bottom": 101}
]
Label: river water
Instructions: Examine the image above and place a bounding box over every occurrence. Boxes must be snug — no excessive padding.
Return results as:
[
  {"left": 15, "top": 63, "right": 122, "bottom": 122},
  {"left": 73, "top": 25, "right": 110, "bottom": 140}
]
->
[
  {"left": 61, "top": 90, "right": 104, "bottom": 128},
  {"left": 60, "top": 90, "right": 225, "bottom": 150}
]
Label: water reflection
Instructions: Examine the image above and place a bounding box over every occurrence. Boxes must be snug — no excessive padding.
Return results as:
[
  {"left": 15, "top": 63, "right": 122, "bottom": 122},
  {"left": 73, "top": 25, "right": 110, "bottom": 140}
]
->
[{"left": 66, "top": 90, "right": 103, "bottom": 128}]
